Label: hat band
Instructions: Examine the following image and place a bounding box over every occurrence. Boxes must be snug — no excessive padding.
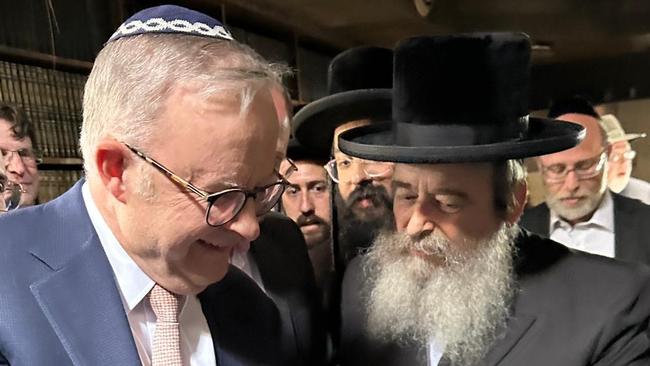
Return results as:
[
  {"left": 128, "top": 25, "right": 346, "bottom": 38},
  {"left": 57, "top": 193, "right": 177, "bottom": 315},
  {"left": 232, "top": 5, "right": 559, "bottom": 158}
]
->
[{"left": 394, "top": 116, "right": 529, "bottom": 146}]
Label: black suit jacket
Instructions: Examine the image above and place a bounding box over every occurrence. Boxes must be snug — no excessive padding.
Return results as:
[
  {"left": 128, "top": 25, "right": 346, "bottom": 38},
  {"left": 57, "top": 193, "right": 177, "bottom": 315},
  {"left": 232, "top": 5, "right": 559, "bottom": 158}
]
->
[
  {"left": 519, "top": 192, "right": 650, "bottom": 265},
  {"left": 250, "top": 212, "right": 327, "bottom": 366},
  {"left": 340, "top": 230, "right": 650, "bottom": 366}
]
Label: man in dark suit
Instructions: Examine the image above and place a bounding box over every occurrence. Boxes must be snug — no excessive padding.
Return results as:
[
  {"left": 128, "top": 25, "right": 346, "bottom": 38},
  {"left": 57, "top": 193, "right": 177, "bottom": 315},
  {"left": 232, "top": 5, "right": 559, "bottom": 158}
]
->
[
  {"left": 241, "top": 212, "right": 327, "bottom": 366},
  {"left": 0, "top": 5, "right": 292, "bottom": 365},
  {"left": 337, "top": 33, "right": 650, "bottom": 365},
  {"left": 520, "top": 97, "right": 650, "bottom": 265}
]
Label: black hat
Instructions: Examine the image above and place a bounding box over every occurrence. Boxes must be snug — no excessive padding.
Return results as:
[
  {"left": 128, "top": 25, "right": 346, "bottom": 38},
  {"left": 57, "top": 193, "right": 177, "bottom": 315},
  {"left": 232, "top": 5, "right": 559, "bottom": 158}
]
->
[
  {"left": 338, "top": 33, "right": 585, "bottom": 163},
  {"left": 286, "top": 139, "right": 329, "bottom": 163},
  {"left": 292, "top": 46, "right": 393, "bottom": 156},
  {"left": 547, "top": 95, "right": 599, "bottom": 119}
]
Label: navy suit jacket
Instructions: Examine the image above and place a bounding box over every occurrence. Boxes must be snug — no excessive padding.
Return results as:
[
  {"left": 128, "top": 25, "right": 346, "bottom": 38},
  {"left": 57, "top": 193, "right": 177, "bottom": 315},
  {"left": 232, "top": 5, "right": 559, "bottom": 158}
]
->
[
  {"left": 340, "top": 230, "right": 650, "bottom": 366},
  {"left": 0, "top": 181, "right": 285, "bottom": 366},
  {"left": 520, "top": 192, "right": 650, "bottom": 265}
]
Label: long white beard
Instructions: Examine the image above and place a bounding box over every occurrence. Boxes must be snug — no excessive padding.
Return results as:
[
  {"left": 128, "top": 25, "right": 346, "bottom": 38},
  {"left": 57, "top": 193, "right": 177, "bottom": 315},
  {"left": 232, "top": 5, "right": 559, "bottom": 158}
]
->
[{"left": 363, "top": 224, "right": 519, "bottom": 366}]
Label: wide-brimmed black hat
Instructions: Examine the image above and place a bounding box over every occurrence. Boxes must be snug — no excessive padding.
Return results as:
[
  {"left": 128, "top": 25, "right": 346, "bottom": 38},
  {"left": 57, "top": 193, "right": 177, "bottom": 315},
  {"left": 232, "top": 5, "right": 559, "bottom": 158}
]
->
[
  {"left": 292, "top": 46, "right": 393, "bottom": 156},
  {"left": 286, "top": 138, "right": 329, "bottom": 163},
  {"left": 338, "top": 33, "right": 585, "bottom": 163}
]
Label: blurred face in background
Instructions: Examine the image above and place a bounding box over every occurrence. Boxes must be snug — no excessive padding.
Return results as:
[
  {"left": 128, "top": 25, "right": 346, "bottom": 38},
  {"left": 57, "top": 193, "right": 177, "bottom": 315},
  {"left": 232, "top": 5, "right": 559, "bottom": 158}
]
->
[
  {"left": 280, "top": 159, "right": 331, "bottom": 248},
  {"left": 331, "top": 121, "right": 395, "bottom": 261},
  {"left": 537, "top": 113, "right": 608, "bottom": 225},
  {"left": 607, "top": 140, "right": 635, "bottom": 193},
  {"left": 0, "top": 118, "right": 39, "bottom": 206}
]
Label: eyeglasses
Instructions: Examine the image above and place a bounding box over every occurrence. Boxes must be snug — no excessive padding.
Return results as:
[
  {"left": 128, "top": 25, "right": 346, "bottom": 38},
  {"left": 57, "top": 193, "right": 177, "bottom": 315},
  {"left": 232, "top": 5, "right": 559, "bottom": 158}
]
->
[
  {"left": 540, "top": 150, "right": 607, "bottom": 183},
  {"left": 324, "top": 157, "right": 393, "bottom": 184},
  {"left": 610, "top": 150, "right": 636, "bottom": 163},
  {"left": 0, "top": 179, "right": 24, "bottom": 212},
  {"left": 124, "top": 143, "right": 290, "bottom": 227},
  {"left": 0, "top": 148, "right": 43, "bottom": 165}
]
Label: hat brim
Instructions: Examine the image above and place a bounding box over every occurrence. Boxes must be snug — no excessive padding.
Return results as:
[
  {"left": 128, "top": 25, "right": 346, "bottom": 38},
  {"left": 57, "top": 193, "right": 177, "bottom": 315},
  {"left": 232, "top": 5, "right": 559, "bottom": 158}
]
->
[
  {"left": 292, "top": 89, "right": 391, "bottom": 155},
  {"left": 338, "top": 117, "right": 585, "bottom": 163},
  {"left": 615, "top": 132, "right": 647, "bottom": 143}
]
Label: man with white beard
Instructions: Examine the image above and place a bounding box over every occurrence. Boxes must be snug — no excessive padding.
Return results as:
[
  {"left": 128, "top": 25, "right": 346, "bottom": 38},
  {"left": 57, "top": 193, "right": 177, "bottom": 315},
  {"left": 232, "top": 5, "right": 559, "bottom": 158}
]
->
[
  {"left": 520, "top": 97, "right": 650, "bottom": 265},
  {"left": 338, "top": 33, "right": 650, "bottom": 366}
]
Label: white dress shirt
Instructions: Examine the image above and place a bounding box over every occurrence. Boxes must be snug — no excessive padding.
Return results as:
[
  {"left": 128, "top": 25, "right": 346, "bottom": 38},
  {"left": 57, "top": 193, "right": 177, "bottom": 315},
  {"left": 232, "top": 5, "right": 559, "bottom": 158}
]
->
[
  {"left": 82, "top": 183, "right": 216, "bottom": 366},
  {"left": 428, "top": 339, "right": 445, "bottom": 365},
  {"left": 549, "top": 191, "right": 616, "bottom": 258}
]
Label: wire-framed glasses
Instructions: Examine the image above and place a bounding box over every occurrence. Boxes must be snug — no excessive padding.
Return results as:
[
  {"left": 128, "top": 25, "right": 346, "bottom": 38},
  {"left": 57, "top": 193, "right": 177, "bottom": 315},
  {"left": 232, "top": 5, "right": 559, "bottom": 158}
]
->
[
  {"left": 0, "top": 148, "right": 43, "bottom": 165},
  {"left": 610, "top": 149, "right": 636, "bottom": 163},
  {"left": 324, "top": 157, "right": 393, "bottom": 183},
  {"left": 540, "top": 149, "right": 608, "bottom": 183},
  {"left": 124, "top": 143, "right": 291, "bottom": 227}
]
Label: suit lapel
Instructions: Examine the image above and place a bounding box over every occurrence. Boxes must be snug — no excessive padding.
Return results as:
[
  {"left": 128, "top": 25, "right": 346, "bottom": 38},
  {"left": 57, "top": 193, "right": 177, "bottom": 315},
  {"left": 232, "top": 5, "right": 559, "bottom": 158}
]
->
[
  {"left": 612, "top": 194, "right": 641, "bottom": 262},
  {"left": 481, "top": 313, "right": 537, "bottom": 366},
  {"left": 28, "top": 181, "right": 140, "bottom": 366}
]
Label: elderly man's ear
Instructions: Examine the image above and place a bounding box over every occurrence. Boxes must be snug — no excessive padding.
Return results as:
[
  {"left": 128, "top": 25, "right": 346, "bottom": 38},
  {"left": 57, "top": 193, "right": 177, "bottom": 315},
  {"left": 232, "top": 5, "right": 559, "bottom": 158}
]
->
[
  {"left": 94, "top": 140, "right": 130, "bottom": 203},
  {"left": 507, "top": 180, "right": 528, "bottom": 225}
]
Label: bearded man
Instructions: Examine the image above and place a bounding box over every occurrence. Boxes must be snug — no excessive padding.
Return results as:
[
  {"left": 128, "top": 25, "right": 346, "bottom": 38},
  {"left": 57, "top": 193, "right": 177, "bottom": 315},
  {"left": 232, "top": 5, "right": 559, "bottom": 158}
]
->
[
  {"left": 293, "top": 46, "right": 395, "bottom": 268},
  {"left": 520, "top": 97, "right": 650, "bottom": 265},
  {"left": 338, "top": 33, "right": 650, "bottom": 366}
]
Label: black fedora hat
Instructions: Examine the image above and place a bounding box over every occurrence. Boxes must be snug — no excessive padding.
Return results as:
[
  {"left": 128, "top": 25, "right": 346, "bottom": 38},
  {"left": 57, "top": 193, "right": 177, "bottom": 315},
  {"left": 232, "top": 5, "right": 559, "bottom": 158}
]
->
[
  {"left": 338, "top": 33, "right": 585, "bottom": 163},
  {"left": 292, "top": 46, "right": 393, "bottom": 156}
]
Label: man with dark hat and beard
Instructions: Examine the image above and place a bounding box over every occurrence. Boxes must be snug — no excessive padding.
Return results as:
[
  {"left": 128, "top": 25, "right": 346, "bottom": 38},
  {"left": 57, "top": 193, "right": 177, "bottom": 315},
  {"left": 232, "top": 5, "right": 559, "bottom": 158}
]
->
[
  {"left": 338, "top": 33, "right": 650, "bottom": 366},
  {"left": 293, "top": 46, "right": 395, "bottom": 269}
]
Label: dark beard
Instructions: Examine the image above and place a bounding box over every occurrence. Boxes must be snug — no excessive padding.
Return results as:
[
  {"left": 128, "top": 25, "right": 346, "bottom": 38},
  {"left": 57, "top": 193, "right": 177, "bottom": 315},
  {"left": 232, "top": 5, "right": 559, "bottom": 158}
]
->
[{"left": 335, "top": 182, "right": 394, "bottom": 266}]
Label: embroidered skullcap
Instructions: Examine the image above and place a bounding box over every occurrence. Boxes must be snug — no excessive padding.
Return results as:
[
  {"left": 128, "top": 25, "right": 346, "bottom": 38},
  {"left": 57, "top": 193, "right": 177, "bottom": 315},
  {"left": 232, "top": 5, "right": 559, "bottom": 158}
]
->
[{"left": 108, "top": 4, "right": 233, "bottom": 43}]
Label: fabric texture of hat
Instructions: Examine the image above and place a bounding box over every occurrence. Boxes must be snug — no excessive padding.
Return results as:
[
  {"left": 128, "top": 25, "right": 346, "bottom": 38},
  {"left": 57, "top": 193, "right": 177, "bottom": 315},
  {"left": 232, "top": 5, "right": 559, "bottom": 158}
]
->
[
  {"left": 108, "top": 4, "right": 233, "bottom": 43},
  {"left": 286, "top": 138, "right": 329, "bottom": 163},
  {"left": 292, "top": 46, "right": 393, "bottom": 156},
  {"left": 338, "top": 32, "right": 585, "bottom": 163},
  {"left": 599, "top": 114, "right": 646, "bottom": 143}
]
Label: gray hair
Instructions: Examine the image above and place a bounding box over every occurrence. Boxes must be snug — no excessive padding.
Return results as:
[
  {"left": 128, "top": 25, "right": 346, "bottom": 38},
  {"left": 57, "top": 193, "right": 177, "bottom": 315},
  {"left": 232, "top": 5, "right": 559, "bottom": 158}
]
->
[
  {"left": 493, "top": 159, "right": 527, "bottom": 218},
  {"left": 81, "top": 33, "right": 289, "bottom": 176}
]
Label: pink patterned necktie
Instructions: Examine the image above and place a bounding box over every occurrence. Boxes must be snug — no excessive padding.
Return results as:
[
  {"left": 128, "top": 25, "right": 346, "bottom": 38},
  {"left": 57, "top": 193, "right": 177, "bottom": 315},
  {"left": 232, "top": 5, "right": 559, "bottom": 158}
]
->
[{"left": 149, "top": 284, "right": 184, "bottom": 366}]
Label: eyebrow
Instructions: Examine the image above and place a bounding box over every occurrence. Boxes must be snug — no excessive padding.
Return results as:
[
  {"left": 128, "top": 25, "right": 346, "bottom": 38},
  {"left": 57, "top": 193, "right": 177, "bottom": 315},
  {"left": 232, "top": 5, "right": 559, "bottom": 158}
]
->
[
  {"left": 392, "top": 180, "right": 412, "bottom": 190},
  {"left": 392, "top": 180, "right": 469, "bottom": 199}
]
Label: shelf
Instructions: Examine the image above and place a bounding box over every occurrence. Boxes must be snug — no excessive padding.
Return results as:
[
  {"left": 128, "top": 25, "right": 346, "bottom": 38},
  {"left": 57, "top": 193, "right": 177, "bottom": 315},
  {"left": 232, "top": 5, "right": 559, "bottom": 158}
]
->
[
  {"left": 0, "top": 45, "right": 92, "bottom": 74},
  {"left": 39, "top": 157, "right": 83, "bottom": 171}
]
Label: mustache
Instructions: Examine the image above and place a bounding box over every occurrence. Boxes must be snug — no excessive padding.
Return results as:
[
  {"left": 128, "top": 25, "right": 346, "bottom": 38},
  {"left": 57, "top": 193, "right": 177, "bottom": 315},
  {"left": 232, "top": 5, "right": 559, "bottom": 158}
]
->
[
  {"left": 296, "top": 213, "right": 326, "bottom": 227},
  {"left": 346, "top": 184, "right": 392, "bottom": 208}
]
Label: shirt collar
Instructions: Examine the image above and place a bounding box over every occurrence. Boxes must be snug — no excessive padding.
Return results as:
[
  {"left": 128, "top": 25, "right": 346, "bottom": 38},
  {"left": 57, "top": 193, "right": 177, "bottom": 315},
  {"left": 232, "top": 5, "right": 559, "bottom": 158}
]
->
[
  {"left": 81, "top": 182, "right": 155, "bottom": 313},
  {"left": 550, "top": 190, "right": 614, "bottom": 232}
]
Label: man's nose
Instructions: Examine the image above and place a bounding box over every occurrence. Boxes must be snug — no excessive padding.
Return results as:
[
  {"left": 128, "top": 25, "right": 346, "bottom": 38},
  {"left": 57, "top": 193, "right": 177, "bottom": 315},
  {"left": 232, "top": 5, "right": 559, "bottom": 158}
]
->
[
  {"left": 5, "top": 152, "right": 26, "bottom": 176},
  {"left": 299, "top": 191, "right": 315, "bottom": 214},
  {"left": 222, "top": 199, "right": 260, "bottom": 242},
  {"left": 562, "top": 170, "right": 581, "bottom": 192},
  {"left": 404, "top": 201, "right": 436, "bottom": 238}
]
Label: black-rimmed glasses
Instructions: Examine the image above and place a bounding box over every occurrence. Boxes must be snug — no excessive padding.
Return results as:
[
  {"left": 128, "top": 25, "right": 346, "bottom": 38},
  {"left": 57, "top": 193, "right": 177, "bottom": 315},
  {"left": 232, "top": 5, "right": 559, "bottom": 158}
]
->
[{"left": 124, "top": 143, "right": 290, "bottom": 227}]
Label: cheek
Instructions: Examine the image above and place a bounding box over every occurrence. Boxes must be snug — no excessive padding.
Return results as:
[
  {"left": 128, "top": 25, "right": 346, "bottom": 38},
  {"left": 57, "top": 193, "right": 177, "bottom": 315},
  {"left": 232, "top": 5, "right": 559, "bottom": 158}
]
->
[
  {"left": 338, "top": 183, "right": 353, "bottom": 200},
  {"left": 281, "top": 197, "right": 300, "bottom": 219},
  {"left": 393, "top": 205, "right": 412, "bottom": 231},
  {"left": 314, "top": 197, "right": 331, "bottom": 221}
]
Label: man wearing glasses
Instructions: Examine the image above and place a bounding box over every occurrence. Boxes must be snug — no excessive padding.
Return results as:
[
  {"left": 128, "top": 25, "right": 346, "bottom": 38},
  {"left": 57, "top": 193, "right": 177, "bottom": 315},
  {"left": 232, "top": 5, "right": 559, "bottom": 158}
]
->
[
  {"left": 0, "top": 5, "right": 293, "bottom": 365},
  {"left": 0, "top": 102, "right": 41, "bottom": 207},
  {"left": 521, "top": 97, "right": 650, "bottom": 265},
  {"left": 293, "top": 46, "right": 395, "bottom": 268},
  {"left": 600, "top": 114, "right": 650, "bottom": 204}
]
